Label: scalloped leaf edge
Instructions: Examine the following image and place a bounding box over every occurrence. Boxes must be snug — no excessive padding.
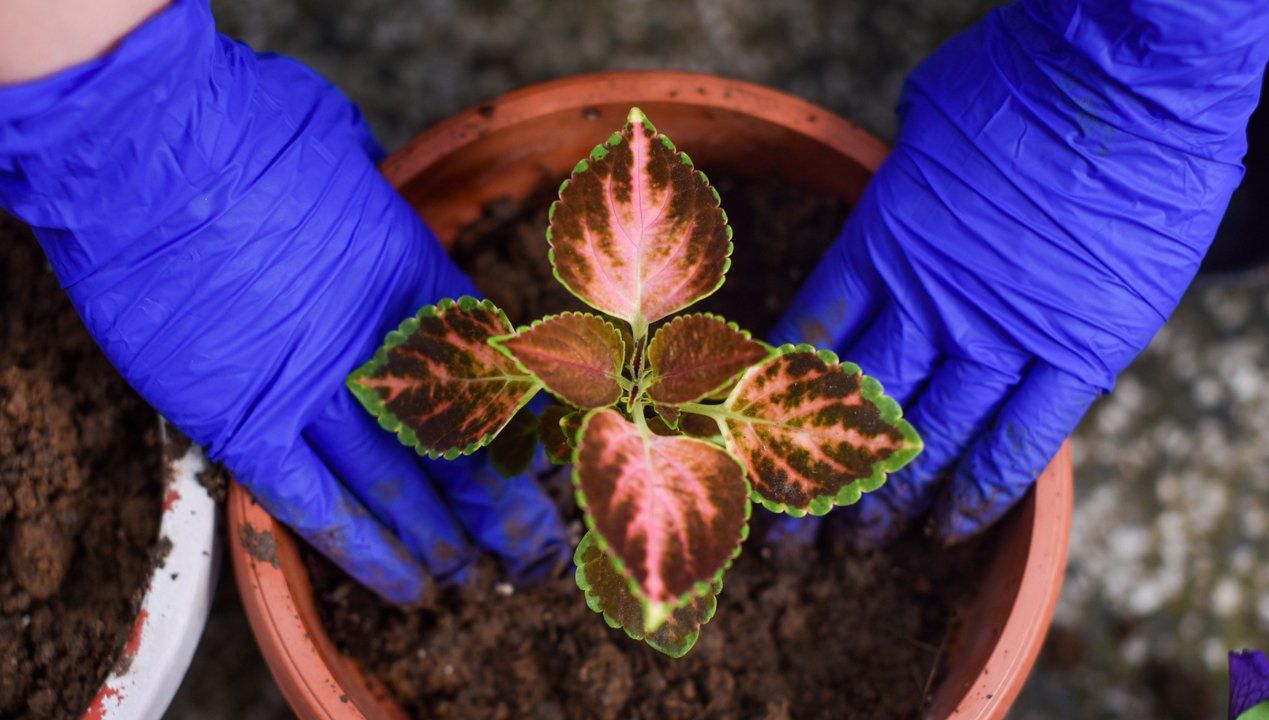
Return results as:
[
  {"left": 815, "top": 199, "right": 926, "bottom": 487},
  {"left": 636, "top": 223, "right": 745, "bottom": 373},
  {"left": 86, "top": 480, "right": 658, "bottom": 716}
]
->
[
  {"left": 644, "top": 312, "right": 778, "bottom": 405},
  {"left": 541, "top": 405, "right": 581, "bottom": 464},
  {"left": 346, "top": 295, "right": 542, "bottom": 460},
  {"left": 488, "top": 311, "right": 627, "bottom": 409},
  {"left": 721, "top": 342, "right": 923, "bottom": 517},
  {"left": 574, "top": 531, "right": 723, "bottom": 658},
  {"left": 570, "top": 407, "right": 752, "bottom": 632},
  {"left": 545, "top": 107, "right": 736, "bottom": 329},
  {"left": 654, "top": 403, "right": 681, "bottom": 429}
]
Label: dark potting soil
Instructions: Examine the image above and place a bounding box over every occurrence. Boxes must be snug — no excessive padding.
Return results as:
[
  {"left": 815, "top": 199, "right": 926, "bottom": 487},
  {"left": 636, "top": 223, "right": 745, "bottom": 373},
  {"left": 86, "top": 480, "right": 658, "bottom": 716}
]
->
[
  {"left": 1, "top": 216, "right": 166, "bottom": 719},
  {"left": 446, "top": 174, "right": 848, "bottom": 338},
  {"left": 306, "top": 175, "right": 987, "bottom": 719}
]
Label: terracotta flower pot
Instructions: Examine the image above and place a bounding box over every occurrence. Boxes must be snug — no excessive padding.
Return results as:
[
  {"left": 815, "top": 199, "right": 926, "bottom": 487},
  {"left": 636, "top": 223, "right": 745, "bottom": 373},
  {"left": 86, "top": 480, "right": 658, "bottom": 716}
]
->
[
  {"left": 84, "top": 422, "right": 220, "bottom": 719},
  {"left": 228, "top": 71, "right": 1074, "bottom": 720}
]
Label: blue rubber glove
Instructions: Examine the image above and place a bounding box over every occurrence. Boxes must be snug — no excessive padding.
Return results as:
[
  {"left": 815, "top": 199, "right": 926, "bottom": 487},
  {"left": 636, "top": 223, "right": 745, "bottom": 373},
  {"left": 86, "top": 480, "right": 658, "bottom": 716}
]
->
[
  {"left": 772, "top": 0, "right": 1269, "bottom": 547},
  {"left": 0, "top": 0, "right": 567, "bottom": 604}
]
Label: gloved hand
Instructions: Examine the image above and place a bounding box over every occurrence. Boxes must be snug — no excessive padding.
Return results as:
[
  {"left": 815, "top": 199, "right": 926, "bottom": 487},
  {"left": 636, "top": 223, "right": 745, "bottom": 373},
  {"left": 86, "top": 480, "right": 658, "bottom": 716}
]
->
[
  {"left": 0, "top": 0, "right": 567, "bottom": 604},
  {"left": 772, "top": 0, "right": 1269, "bottom": 547}
]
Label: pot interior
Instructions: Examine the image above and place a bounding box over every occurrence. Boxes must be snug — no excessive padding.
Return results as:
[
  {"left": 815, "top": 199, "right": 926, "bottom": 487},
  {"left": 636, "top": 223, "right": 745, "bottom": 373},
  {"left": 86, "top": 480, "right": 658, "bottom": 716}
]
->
[
  {"left": 388, "top": 97, "right": 877, "bottom": 246},
  {"left": 391, "top": 81, "right": 1053, "bottom": 717},
  {"left": 233, "top": 73, "right": 1069, "bottom": 720}
]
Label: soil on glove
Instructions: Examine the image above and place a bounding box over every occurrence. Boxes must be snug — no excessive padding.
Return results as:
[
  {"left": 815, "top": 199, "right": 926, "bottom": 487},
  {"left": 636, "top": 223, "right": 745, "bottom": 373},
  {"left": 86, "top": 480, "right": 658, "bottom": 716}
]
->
[
  {"left": 307, "top": 175, "right": 988, "bottom": 719},
  {"left": 1, "top": 216, "right": 165, "bottom": 719}
]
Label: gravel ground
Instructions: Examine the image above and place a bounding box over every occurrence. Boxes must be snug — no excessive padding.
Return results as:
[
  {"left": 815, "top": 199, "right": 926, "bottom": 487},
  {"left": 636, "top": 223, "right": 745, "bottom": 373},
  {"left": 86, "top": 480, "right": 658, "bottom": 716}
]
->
[
  {"left": 42, "top": 0, "right": 1253, "bottom": 717},
  {"left": 1012, "top": 280, "right": 1269, "bottom": 720},
  {"left": 208, "top": 0, "right": 998, "bottom": 149}
]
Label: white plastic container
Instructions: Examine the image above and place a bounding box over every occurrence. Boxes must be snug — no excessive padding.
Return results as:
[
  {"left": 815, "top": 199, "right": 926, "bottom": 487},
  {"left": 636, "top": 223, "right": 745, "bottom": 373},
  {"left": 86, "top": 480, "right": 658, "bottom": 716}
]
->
[{"left": 81, "top": 423, "right": 220, "bottom": 720}]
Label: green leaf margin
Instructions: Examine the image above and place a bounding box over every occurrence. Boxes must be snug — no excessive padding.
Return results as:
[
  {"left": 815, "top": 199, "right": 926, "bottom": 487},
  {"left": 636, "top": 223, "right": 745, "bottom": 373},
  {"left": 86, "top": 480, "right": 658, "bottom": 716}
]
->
[
  {"left": 644, "top": 312, "right": 778, "bottom": 405},
  {"left": 720, "top": 342, "right": 924, "bottom": 518},
  {"left": 545, "top": 107, "right": 736, "bottom": 330},
  {"left": 345, "top": 295, "right": 542, "bottom": 460},
  {"left": 653, "top": 403, "right": 681, "bottom": 429},
  {"left": 570, "top": 407, "right": 752, "bottom": 631},
  {"left": 574, "top": 531, "right": 723, "bottom": 658},
  {"left": 489, "top": 311, "right": 627, "bottom": 409},
  {"left": 488, "top": 404, "right": 541, "bottom": 477},
  {"left": 540, "top": 405, "right": 580, "bottom": 464}
]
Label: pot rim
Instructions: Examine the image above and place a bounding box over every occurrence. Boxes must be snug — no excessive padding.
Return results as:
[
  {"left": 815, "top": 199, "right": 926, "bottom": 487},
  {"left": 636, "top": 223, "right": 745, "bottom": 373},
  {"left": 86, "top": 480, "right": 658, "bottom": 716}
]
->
[
  {"left": 381, "top": 69, "right": 888, "bottom": 188},
  {"left": 931, "top": 444, "right": 1072, "bottom": 719},
  {"left": 228, "top": 70, "right": 1073, "bottom": 720},
  {"left": 83, "top": 420, "right": 221, "bottom": 720}
]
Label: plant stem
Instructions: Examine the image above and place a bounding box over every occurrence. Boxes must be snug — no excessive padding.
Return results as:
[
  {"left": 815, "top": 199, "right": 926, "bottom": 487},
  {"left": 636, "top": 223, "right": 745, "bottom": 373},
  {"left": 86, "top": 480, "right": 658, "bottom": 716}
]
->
[
  {"left": 626, "top": 330, "right": 647, "bottom": 414},
  {"left": 676, "top": 401, "right": 726, "bottom": 418},
  {"left": 674, "top": 402, "right": 728, "bottom": 436},
  {"left": 631, "top": 398, "right": 649, "bottom": 434},
  {"left": 629, "top": 334, "right": 646, "bottom": 379}
]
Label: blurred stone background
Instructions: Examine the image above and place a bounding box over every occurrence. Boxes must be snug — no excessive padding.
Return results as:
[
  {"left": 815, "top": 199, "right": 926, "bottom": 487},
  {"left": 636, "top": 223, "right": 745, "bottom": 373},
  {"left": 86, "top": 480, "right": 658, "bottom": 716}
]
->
[{"left": 167, "top": 0, "right": 1269, "bottom": 717}]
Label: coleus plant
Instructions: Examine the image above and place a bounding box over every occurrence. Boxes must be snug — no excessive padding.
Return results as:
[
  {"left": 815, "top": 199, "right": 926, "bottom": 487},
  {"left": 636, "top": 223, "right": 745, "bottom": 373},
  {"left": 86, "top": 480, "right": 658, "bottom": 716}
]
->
[{"left": 348, "top": 108, "right": 922, "bottom": 657}]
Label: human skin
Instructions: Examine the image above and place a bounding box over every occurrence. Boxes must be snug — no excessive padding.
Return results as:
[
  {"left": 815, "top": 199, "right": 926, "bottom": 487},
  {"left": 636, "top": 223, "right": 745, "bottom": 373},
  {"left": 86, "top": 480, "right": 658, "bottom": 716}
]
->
[{"left": 0, "top": 0, "right": 169, "bottom": 84}]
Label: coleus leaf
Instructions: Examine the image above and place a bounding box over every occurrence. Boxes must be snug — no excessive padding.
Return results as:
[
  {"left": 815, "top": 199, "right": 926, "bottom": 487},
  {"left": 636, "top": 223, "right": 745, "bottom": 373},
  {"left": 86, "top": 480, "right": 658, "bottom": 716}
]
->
[
  {"left": 540, "top": 405, "right": 576, "bottom": 464},
  {"left": 645, "top": 314, "right": 774, "bottom": 404},
  {"left": 718, "top": 345, "right": 922, "bottom": 516},
  {"left": 542, "top": 406, "right": 588, "bottom": 464},
  {"left": 705, "top": 378, "right": 738, "bottom": 401},
  {"left": 491, "top": 312, "right": 625, "bottom": 408},
  {"left": 574, "top": 531, "right": 720, "bottom": 658},
  {"left": 644, "top": 408, "right": 719, "bottom": 440},
  {"left": 618, "top": 323, "right": 636, "bottom": 371},
  {"left": 562, "top": 411, "right": 585, "bottom": 448},
  {"left": 488, "top": 404, "right": 539, "bottom": 477},
  {"left": 547, "top": 107, "right": 733, "bottom": 332},
  {"left": 347, "top": 296, "right": 540, "bottom": 458},
  {"left": 677, "top": 411, "right": 722, "bottom": 440},
  {"left": 655, "top": 402, "right": 722, "bottom": 439},
  {"left": 645, "top": 413, "right": 678, "bottom": 437},
  {"left": 654, "top": 403, "right": 681, "bottom": 428},
  {"left": 573, "top": 408, "right": 750, "bottom": 631}
]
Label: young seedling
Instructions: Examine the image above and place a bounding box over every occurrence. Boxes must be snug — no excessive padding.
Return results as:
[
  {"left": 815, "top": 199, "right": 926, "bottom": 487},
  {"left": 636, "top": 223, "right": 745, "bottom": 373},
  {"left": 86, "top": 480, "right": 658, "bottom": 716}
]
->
[{"left": 348, "top": 108, "right": 922, "bottom": 657}]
